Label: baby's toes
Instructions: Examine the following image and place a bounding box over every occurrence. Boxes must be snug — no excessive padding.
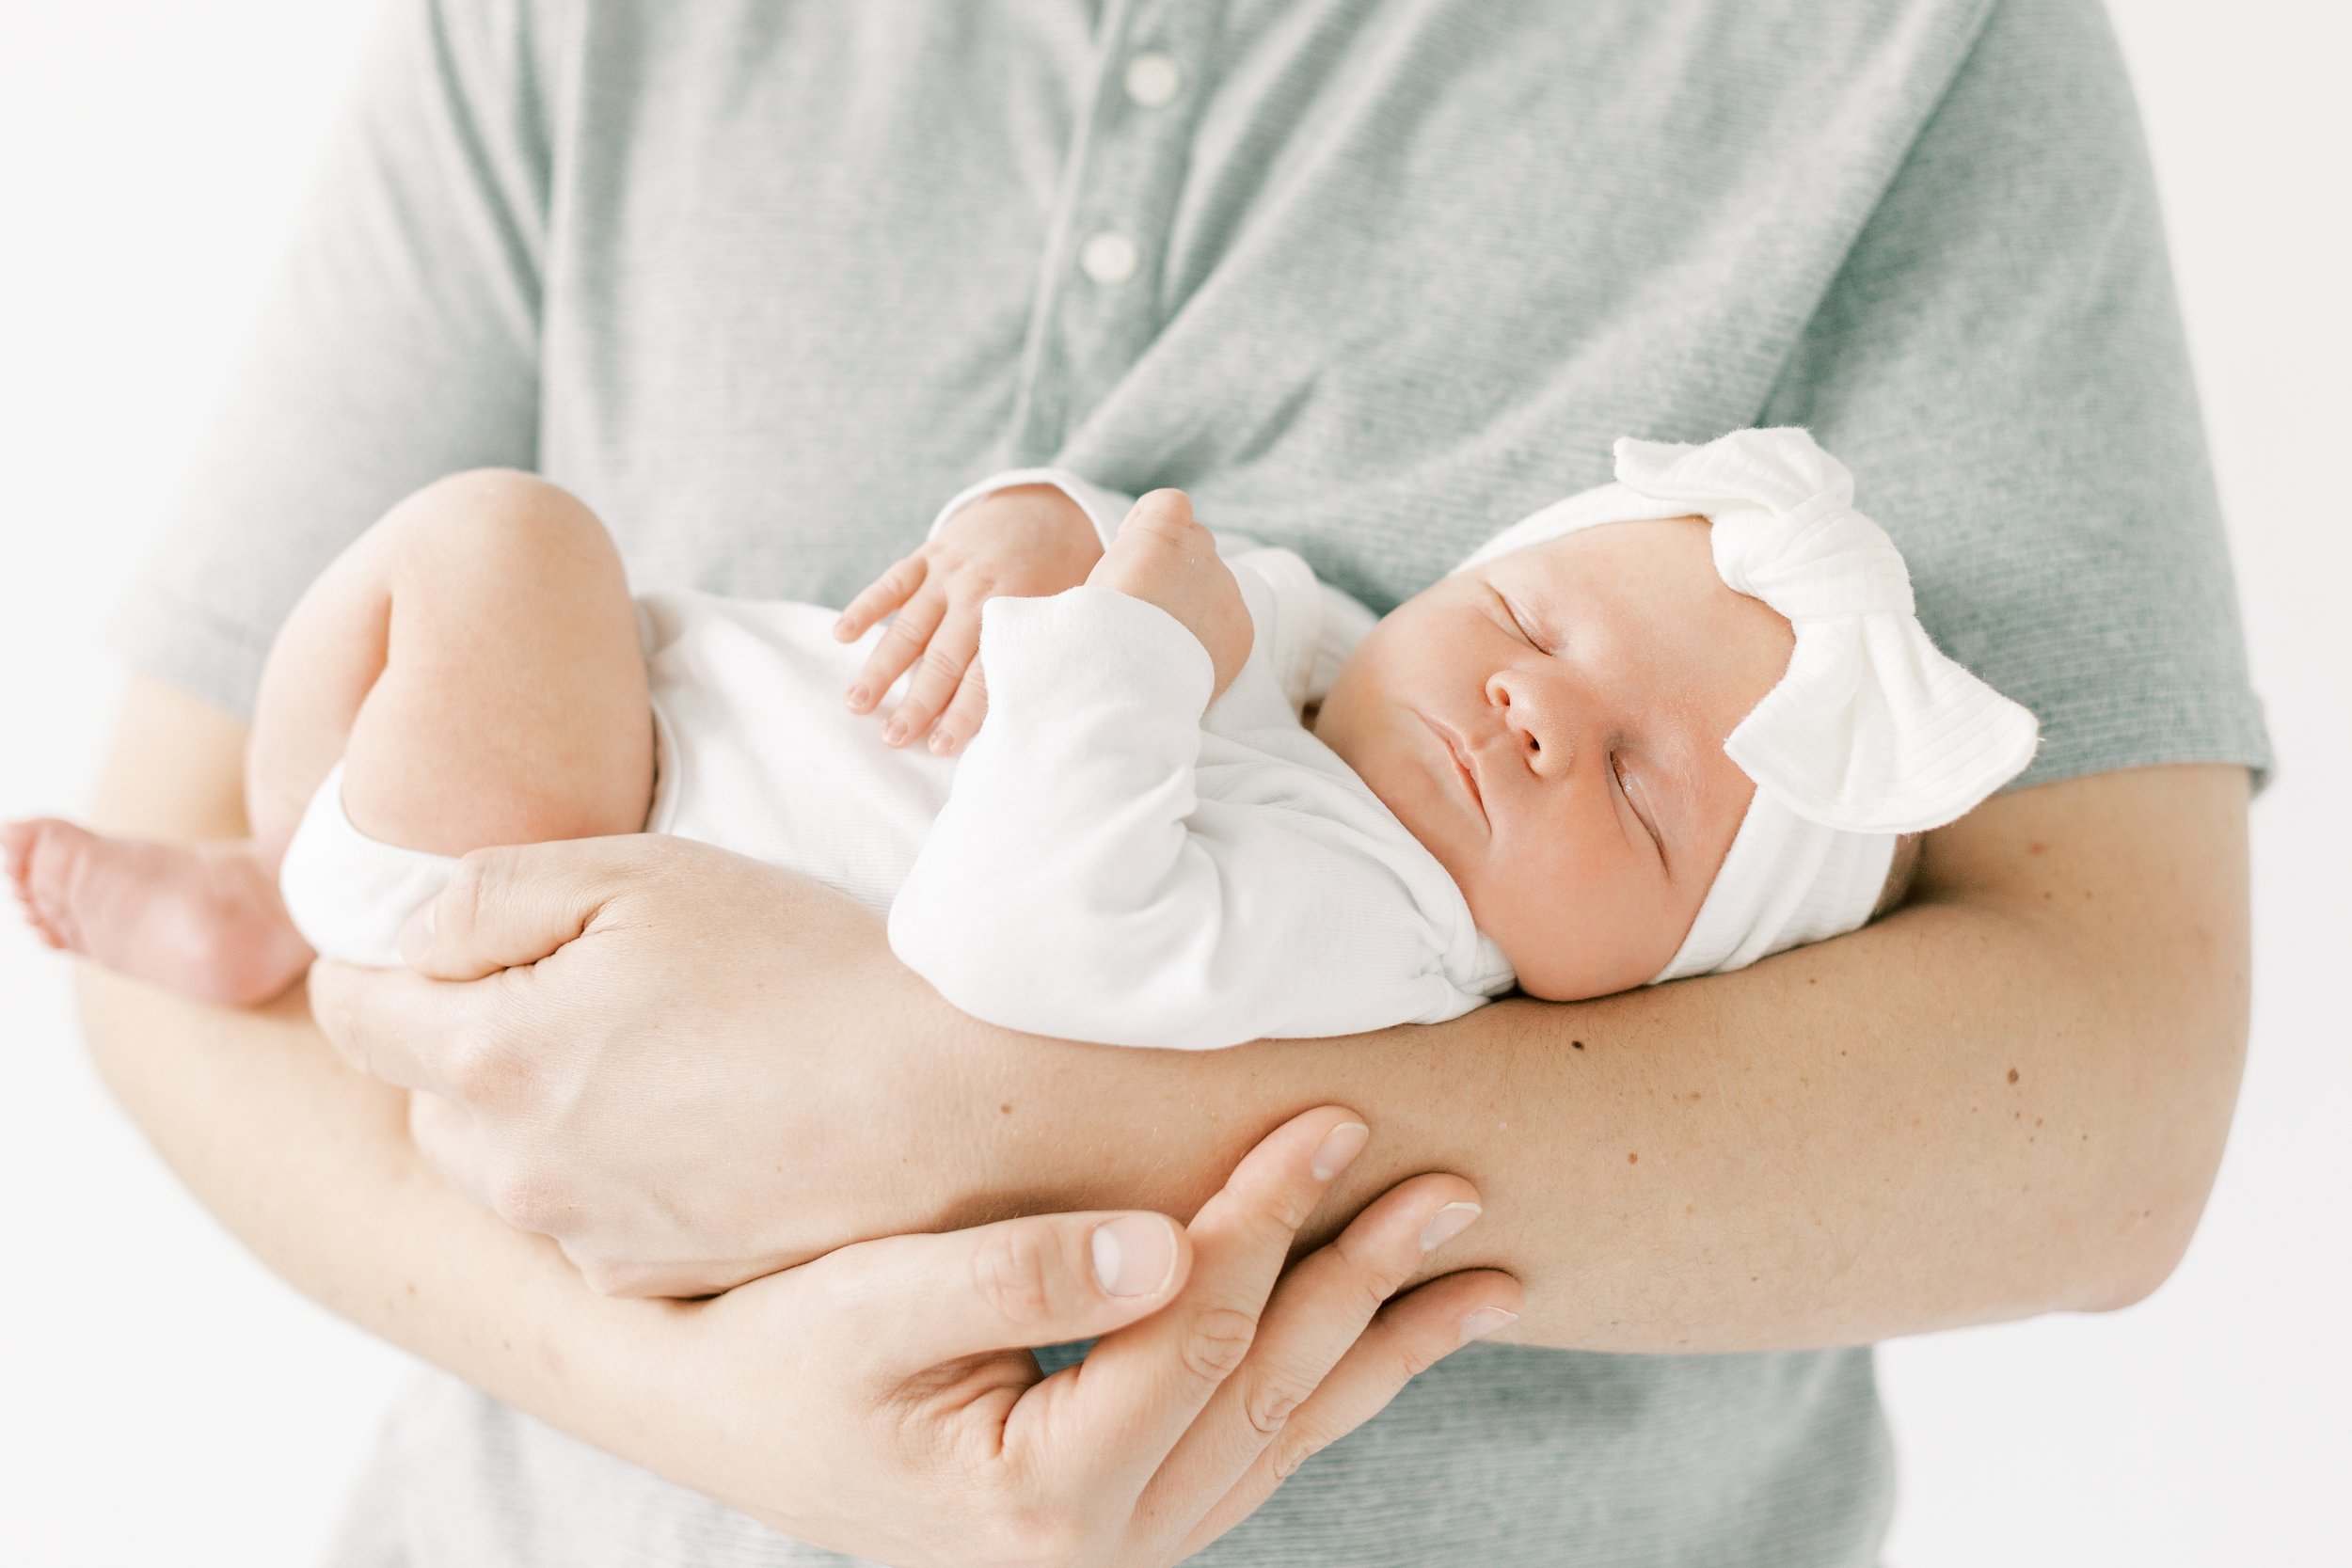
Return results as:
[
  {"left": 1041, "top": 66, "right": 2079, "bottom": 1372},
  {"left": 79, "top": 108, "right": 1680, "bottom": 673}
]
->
[{"left": 1, "top": 819, "right": 37, "bottom": 885}]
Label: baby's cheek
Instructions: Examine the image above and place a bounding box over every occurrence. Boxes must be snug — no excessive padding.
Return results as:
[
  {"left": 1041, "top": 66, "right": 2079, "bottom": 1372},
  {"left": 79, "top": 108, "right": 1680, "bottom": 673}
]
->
[{"left": 1482, "top": 855, "right": 1682, "bottom": 1002}]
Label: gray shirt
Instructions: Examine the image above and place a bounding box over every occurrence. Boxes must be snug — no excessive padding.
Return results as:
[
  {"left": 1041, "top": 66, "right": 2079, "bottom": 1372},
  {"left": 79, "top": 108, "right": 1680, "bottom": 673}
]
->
[{"left": 124, "top": 1, "right": 2268, "bottom": 1563}]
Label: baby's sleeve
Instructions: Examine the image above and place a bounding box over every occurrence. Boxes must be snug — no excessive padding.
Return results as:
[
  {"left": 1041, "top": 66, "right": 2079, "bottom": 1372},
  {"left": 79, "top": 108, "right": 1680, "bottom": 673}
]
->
[
  {"left": 927, "top": 467, "right": 1137, "bottom": 550},
  {"left": 887, "top": 584, "right": 1482, "bottom": 1050}
]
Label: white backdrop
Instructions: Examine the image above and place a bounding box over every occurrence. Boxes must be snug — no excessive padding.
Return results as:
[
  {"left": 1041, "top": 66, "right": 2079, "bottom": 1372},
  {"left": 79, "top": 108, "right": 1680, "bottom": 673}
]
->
[{"left": 0, "top": 3, "right": 2343, "bottom": 1562}]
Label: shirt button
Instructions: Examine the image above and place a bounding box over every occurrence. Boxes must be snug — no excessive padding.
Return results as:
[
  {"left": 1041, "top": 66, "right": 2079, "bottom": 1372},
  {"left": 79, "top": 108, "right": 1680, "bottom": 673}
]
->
[
  {"left": 1123, "top": 52, "right": 1184, "bottom": 108},
  {"left": 1079, "top": 230, "right": 1141, "bottom": 285}
]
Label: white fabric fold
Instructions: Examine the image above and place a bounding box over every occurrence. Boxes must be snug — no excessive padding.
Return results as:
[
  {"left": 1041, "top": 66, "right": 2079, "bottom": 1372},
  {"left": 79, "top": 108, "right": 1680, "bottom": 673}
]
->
[{"left": 1458, "top": 427, "right": 2040, "bottom": 981}]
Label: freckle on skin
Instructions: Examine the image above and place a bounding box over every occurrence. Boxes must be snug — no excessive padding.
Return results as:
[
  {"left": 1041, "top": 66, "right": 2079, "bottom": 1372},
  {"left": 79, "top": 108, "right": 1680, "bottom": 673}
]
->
[
  {"left": 2029, "top": 842, "right": 2048, "bottom": 856},
  {"left": 1628, "top": 1151, "right": 1639, "bottom": 1164},
  {"left": 1571, "top": 1039, "right": 1585, "bottom": 1051},
  {"left": 2008, "top": 1068, "right": 2020, "bottom": 1085},
  {"left": 998, "top": 1102, "right": 1013, "bottom": 1115}
]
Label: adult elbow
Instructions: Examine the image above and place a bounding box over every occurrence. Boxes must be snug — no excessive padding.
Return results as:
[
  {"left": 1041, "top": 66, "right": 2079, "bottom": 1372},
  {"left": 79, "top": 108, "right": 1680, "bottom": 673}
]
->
[
  {"left": 2078, "top": 1191, "right": 2204, "bottom": 1312},
  {"left": 2071, "top": 1047, "right": 2241, "bottom": 1314}
]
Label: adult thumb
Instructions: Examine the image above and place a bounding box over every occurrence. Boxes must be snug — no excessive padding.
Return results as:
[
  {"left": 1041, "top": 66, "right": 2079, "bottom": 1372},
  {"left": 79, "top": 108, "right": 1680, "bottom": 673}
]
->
[
  {"left": 846, "top": 1211, "right": 1193, "bottom": 1376},
  {"left": 398, "top": 836, "right": 645, "bottom": 980}
]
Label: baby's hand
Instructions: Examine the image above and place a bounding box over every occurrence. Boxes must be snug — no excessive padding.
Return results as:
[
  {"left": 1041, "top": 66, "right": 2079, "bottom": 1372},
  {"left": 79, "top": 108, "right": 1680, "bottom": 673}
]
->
[
  {"left": 1090, "top": 489, "right": 1254, "bottom": 698},
  {"left": 835, "top": 483, "right": 1104, "bottom": 753}
]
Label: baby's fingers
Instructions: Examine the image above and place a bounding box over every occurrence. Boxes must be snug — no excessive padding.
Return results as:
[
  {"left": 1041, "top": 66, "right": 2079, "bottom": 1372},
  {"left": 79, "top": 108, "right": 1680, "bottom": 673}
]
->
[
  {"left": 846, "top": 583, "right": 947, "bottom": 717},
  {"left": 834, "top": 553, "right": 928, "bottom": 648},
  {"left": 925, "top": 662, "right": 990, "bottom": 757},
  {"left": 883, "top": 609, "right": 981, "bottom": 747}
]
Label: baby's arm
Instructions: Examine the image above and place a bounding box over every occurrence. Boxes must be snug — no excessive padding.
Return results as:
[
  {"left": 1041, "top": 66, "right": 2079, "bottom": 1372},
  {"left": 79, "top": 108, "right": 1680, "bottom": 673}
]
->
[
  {"left": 888, "top": 494, "right": 1473, "bottom": 1050},
  {"left": 832, "top": 470, "right": 1135, "bottom": 755}
]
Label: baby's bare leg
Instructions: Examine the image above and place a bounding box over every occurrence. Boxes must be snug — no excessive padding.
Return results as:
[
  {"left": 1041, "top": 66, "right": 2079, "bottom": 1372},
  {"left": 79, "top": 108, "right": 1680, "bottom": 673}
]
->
[
  {"left": 6, "top": 471, "right": 653, "bottom": 1005},
  {"left": 251, "top": 469, "right": 653, "bottom": 855}
]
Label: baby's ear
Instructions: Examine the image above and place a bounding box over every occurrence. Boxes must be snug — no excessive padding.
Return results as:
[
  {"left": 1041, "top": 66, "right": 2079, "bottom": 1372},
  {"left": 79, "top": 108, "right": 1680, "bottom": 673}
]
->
[{"left": 1870, "top": 833, "right": 1925, "bottom": 921}]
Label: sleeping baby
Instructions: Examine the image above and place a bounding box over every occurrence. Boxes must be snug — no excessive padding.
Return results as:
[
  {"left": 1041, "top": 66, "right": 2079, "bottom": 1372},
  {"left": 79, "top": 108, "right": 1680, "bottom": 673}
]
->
[{"left": 5, "top": 428, "right": 2039, "bottom": 1049}]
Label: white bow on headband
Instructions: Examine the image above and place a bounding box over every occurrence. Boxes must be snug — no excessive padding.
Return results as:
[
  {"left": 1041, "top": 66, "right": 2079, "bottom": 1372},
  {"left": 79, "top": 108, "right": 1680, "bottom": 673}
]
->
[{"left": 1455, "top": 427, "right": 2041, "bottom": 978}]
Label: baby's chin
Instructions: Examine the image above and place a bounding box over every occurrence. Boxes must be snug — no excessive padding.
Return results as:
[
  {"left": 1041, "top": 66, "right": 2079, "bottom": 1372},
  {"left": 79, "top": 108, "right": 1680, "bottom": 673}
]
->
[
  {"left": 1481, "top": 898, "right": 1686, "bottom": 1001},
  {"left": 1502, "top": 948, "right": 1661, "bottom": 1003}
]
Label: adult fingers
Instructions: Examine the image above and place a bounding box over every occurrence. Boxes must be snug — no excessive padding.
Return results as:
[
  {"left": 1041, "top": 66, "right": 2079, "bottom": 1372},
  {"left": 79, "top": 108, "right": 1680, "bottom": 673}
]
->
[
  {"left": 925, "top": 661, "right": 991, "bottom": 757},
  {"left": 818, "top": 1209, "right": 1195, "bottom": 1380},
  {"left": 308, "top": 958, "right": 519, "bottom": 1103},
  {"left": 847, "top": 584, "right": 947, "bottom": 720},
  {"left": 1174, "top": 1269, "right": 1523, "bottom": 1560},
  {"left": 1027, "top": 1106, "right": 1371, "bottom": 1497},
  {"left": 397, "top": 837, "right": 649, "bottom": 982},
  {"left": 834, "top": 552, "right": 927, "bottom": 651},
  {"left": 1140, "top": 1172, "right": 1484, "bottom": 1521},
  {"left": 882, "top": 609, "right": 981, "bottom": 748}
]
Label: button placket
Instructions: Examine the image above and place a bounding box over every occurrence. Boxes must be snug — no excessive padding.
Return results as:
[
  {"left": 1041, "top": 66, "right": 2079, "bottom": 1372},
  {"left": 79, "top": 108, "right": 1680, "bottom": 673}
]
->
[{"left": 1006, "top": 0, "right": 1228, "bottom": 464}]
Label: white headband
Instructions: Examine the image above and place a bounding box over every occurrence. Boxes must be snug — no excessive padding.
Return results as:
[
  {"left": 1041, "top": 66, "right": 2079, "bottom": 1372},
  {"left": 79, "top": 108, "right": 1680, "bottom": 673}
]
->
[{"left": 1454, "top": 428, "right": 2041, "bottom": 983}]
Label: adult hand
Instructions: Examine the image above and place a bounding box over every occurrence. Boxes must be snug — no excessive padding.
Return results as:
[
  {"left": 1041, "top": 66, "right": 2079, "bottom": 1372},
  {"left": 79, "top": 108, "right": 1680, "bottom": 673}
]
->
[
  {"left": 309, "top": 832, "right": 966, "bottom": 1294},
  {"left": 641, "top": 1105, "right": 1518, "bottom": 1566}
]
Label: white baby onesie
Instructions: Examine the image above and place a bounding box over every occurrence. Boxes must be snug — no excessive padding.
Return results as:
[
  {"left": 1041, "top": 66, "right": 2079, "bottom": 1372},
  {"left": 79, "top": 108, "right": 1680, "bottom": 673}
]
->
[{"left": 278, "top": 471, "right": 1514, "bottom": 1050}]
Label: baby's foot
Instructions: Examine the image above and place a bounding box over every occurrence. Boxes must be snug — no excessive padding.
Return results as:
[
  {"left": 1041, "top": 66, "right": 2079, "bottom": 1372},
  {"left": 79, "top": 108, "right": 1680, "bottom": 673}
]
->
[{"left": 2, "top": 818, "right": 313, "bottom": 1006}]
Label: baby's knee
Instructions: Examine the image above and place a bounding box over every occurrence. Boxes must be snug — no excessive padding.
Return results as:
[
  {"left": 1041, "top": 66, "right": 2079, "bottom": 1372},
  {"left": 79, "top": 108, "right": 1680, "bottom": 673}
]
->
[{"left": 382, "top": 469, "right": 622, "bottom": 591}]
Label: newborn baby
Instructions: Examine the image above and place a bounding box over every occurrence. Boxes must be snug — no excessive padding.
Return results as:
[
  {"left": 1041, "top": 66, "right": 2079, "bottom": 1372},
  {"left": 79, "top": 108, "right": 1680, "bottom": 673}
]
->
[{"left": 5, "top": 429, "right": 2037, "bottom": 1049}]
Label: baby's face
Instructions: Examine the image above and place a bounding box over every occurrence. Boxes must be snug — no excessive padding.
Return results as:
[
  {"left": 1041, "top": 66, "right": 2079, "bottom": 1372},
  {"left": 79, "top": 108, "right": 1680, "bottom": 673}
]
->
[{"left": 1314, "top": 518, "right": 1794, "bottom": 999}]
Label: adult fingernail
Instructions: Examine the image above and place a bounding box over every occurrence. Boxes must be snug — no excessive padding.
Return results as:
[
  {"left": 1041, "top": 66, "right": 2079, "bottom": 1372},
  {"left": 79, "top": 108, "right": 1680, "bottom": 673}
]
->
[
  {"left": 1091, "top": 1214, "right": 1179, "bottom": 1297},
  {"left": 1458, "top": 1307, "right": 1518, "bottom": 1344},
  {"left": 1419, "top": 1201, "right": 1482, "bottom": 1254},
  {"left": 1311, "top": 1120, "right": 1371, "bottom": 1180},
  {"left": 397, "top": 902, "right": 436, "bottom": 966}
]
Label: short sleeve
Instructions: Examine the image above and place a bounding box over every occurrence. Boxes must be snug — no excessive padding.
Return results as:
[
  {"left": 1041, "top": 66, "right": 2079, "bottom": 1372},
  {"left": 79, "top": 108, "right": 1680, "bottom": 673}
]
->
[
  {"left": 1756, "top": 0, "right": 2269, "bottom": 788},
  {"left": 117, "top": 0, "right": 553, "bottom": 716}
]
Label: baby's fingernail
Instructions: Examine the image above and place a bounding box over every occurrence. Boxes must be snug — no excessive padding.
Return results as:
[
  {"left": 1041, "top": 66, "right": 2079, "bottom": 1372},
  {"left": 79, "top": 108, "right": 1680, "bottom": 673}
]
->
[
  {"left": 1419, "top": 1201, "right": 1482, "bottom": 1253},
  {"left": 1091, "top": 1214, "right": 1180, "bottom": 1297},
  {"left": 397, "top": 902, "right": 437, "bottom": 966},
  {"left": 1457, "top": 1307, "right": 1518, "bottom": 1344},
  {"left": 846, "top": 685, "right": 871, "bottom": 710},
  {"left": 930, "top": 730, "right": 958, "bottom": 755},
  {"left": 1311, "top": 1120, "right": 1371, "bottom": 1180},
  {"left": 834, "top": 617, "right": 853, "bottom": 640},
  {"left": 882, "top": 720, "right": 906, "bottom": 745}
]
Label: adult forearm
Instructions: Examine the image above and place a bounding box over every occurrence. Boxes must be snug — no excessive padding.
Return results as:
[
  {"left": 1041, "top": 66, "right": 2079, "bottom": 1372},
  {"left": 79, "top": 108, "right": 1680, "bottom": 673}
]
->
[
  {"left": 922, "top": 766, "right": 2250, "bottom": 1352},
  {"left": 78, "top": 965, "right": 699, "bottom": 1433},
  {"left": 72, "top": 677, "right": 680, "bottom": 1452}
]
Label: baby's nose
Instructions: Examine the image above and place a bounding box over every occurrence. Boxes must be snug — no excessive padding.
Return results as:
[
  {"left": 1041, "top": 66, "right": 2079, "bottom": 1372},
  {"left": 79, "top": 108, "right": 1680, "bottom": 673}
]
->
[{"left": 1486, "top": 669, "right": 1570, "bottom": 772}]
